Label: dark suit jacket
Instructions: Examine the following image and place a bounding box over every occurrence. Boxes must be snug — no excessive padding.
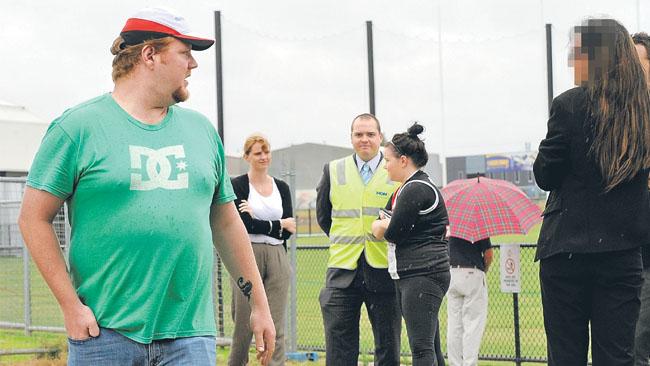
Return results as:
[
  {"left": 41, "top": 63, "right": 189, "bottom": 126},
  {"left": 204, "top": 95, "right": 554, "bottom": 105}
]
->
[
  {"left": 534, "top": 86, "right": 650, "bottom": 260},
  {"left": 230, "top": 174, "right": 293, "bottom": 249},
  {"left": 315, "top": 155, "right": 395, "bottom": 292}
]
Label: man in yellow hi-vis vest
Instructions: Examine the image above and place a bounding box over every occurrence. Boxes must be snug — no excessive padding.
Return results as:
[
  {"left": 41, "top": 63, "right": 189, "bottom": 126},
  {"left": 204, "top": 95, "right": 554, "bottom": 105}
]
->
[{"left": 316, "top": 113, "right": 401, "bottom": 366}]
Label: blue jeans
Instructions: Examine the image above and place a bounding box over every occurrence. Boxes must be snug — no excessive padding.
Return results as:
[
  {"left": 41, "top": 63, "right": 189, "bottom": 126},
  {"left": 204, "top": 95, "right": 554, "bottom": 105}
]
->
[{"left": 67, "top": 328, "right": 216, "bottom": 366}]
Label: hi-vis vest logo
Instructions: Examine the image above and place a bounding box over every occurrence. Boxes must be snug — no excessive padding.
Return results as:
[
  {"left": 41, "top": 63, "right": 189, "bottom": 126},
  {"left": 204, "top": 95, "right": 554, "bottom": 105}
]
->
[{"left": 129, "top": 145, "right": 189, "bottom": 191}]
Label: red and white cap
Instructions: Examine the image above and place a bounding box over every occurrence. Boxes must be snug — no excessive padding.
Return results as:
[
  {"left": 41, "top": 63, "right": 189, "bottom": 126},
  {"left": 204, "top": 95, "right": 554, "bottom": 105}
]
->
[{"left": 120, "top": 7, "right": 214, "bottom": 51}]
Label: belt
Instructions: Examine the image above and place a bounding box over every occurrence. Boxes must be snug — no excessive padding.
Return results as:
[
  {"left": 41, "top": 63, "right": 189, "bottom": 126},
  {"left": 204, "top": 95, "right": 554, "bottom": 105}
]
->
[{"left": 450, "top": 265, "right": 479, "bottom": 269}]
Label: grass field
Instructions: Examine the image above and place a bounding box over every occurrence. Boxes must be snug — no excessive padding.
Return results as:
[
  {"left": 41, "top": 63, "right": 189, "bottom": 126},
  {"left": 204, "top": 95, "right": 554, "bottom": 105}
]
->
[
  {"left": 0, "top": 223, "right": 548, "bottom": 363},
  {"left": 0, "top": 330, "right": 548, "bottom": 366}
]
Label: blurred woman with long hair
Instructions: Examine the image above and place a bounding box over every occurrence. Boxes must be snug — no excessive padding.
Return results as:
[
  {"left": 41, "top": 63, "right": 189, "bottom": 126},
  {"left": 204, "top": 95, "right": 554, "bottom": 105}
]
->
[{"left": 534, "top": 18, "right": 650, "bottom": 365}]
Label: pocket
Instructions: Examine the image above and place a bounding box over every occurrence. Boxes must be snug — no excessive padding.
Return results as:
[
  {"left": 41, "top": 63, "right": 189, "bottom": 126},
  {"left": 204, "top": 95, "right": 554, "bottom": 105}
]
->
[
  {"left": 67, "top": 336, "right": 93, "bottom": 345},
  {"left": 276, "top": 248, "right": 292, "bottom": 280},
  {"left": 67, "top": 327, "right": 109, "bottom": 345},
  {"left": 318, "top": 287, "right": 329, "bottom": 308}
]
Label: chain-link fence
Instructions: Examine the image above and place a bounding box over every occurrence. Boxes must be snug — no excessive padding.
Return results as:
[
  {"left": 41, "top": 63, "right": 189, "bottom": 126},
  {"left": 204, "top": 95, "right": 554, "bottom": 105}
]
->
[
  {"left": 0, "top": 177, "right": 68, "bottom": 335},
  {"left": 0, "top": 176, "right": 550, "bottom": 363},
  {"left": 214, "top": 241, "right": 548, "bottom": 364}
]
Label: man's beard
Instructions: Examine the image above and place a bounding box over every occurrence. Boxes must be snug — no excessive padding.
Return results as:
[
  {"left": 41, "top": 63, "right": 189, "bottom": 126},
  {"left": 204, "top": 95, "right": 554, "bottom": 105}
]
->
[{"left": 172, "top": 86, "right": 189, "bottom": 104}]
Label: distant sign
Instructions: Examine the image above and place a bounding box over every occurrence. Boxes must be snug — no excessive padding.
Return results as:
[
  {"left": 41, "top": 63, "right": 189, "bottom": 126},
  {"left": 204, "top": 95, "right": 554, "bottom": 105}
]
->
[
  {"left": 486, "top": 155, "right": 511, "bottom": 171},
  {"left": 499, "top": 244, "right": 521, "bottom": 293},
  {"left": 486, "top": 152, "right": 537, "bottom": 173}
]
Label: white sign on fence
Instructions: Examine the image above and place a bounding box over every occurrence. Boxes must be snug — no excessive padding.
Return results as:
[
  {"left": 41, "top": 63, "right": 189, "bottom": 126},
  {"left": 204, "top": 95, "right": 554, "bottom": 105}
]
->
[{"left": 499, "top": 244, "right": 521, "bottom": 293}]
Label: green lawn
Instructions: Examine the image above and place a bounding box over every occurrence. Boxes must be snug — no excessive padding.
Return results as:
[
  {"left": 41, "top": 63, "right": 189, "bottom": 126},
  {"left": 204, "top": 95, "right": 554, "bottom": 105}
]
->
[
  {"left": 0, "top": 328, "right": 545, "bottom": 365},
  {"left": 0, "top": 329, "right": 66, "bottom": 365},
  {"left": 1, "top": 225, "right": 548, "bottom": 363}
]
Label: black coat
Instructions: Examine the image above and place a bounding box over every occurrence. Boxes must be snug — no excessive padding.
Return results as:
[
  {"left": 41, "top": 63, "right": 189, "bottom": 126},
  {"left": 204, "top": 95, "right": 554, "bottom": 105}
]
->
[
  {"left": 230, "top": 174, "right": 293, "bottom": 247},
  {"left": 534, "top": 86, "right": 650, "bottom": 260}
]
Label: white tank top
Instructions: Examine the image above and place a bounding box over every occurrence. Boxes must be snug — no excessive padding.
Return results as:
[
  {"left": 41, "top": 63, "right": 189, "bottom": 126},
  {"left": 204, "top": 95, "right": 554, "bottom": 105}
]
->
[{"left": 247, "top": 180, "right": 284, "bottom": 245}]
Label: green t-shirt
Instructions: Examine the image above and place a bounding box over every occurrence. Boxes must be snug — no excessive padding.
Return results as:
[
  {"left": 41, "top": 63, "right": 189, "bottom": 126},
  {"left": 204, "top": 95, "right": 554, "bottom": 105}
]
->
[{"left": 26, "top": 93, "right": 235, "bottom": 343}]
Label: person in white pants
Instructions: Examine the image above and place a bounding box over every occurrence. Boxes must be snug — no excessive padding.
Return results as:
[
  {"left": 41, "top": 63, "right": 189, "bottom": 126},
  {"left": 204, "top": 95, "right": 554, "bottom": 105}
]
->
[{"left": 447, "top": 236, "right": 493, "bottom": 366}]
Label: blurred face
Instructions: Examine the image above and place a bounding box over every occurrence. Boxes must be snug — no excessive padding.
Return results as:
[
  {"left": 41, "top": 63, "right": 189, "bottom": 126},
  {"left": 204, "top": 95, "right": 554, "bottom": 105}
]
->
[
  {"left": 635, "top": 43, "right": 650, "bottom": 84},
  {"left": 155, "top": 39, "right": 198, "bottom": 104},
  {"left": 383, "top": 145, "right": 407, "bottom": 182},
  {"left": 569, "top": 32, "right": 589, "bottom": 86},
  {"left": 244, "top": 142, "right": 271, "bottom": 171},
  {"left": 351, "top": 117, "right": 382, "bottom": 161}
]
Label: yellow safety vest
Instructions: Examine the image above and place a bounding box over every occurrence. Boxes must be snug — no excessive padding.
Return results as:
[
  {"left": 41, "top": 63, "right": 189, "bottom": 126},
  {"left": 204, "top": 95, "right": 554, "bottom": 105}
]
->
[{"left": 328, "top": 155, "right": 399, "bottom": 269}]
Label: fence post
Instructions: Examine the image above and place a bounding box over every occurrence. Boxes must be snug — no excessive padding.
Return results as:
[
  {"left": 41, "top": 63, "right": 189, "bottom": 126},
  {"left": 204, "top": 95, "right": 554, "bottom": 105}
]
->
[
  {"left": 215, "top": 255, "right": 225, "bottom": 339},
  {"left": 63, "top": 204, "right": 71, "bottom": 262},
  {"left": 22, "top": 244, "right": 32, "bottom": 336},
  {"left": 308, "top": 207, "right": 312, "bottom": 236},
  {"left": 288, "top": 159, "right": 298, "bottom": 353},
  {"left": 513, "top": 293, "right": 522, "bottom": 366}
]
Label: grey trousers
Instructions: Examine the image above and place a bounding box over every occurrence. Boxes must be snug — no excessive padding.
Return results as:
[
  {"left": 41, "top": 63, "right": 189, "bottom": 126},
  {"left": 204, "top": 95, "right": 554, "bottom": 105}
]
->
[
  {"left": 635, "top": 268, "right": 650, "bottom": 366},
  {"left": 228, "top": 243, "right": 290, "bottom": 366}
]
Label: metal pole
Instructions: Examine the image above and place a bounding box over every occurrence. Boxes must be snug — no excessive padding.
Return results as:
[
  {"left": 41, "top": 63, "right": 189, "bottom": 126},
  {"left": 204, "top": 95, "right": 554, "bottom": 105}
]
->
[
  {"left": 366, "top": 21, "right": 376, "bottom": 115},
  {"left": 545, "top": 23, "right": 554, "bottom": 114},
  {"left": 289, "top": 158, "right": 298, "bottom": 353},
  {"left": 214, "top": 10, "right": 225, "bottom": 141},
  {"left": 513, "top": 293, "right": 522, "bottom": 366},
  {"left": 213, "top": 253, "right": 224, "bottom": 339},
  {"left": 214, "top": 10, "right": 226, "bottom": 339},
  {"left": 436, "top": 1, "right": 447, "bottom": 185},
  {"left": 281, "top": 155, "right": 298, "bottom": 354},
  {"left": 22, "top": 245, "right": 31, "bottom": 336},
  {"left": 63, "top": 204, "right": 71, "bottom": 262},
  {"left": 281, "top": 156, "right": 290, "bottom": 352}
]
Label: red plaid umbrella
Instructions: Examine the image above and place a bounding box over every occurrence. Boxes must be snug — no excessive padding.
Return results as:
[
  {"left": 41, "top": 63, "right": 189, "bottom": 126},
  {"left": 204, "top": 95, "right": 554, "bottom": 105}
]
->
[{"left": 441, "top": 176, "right": 542, "bottom": 243}]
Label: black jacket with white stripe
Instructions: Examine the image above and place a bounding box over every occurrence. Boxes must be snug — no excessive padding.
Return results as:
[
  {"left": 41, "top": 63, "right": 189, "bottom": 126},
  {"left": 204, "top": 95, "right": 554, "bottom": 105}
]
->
[{"left": 384, "top": 170, "right": 450, "bottom": 278}]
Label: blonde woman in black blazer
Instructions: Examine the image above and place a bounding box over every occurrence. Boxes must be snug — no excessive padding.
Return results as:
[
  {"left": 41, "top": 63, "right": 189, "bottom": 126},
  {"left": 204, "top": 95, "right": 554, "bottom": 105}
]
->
[{"left": 534, "top": 19, "right": 650, "bottom": 366}]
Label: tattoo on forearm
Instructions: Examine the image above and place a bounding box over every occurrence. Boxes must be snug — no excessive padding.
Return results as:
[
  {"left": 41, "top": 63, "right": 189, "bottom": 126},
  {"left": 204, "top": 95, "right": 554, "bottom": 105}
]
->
[{"left": 237, "top": 277, "right": 253, "bottom": 300}]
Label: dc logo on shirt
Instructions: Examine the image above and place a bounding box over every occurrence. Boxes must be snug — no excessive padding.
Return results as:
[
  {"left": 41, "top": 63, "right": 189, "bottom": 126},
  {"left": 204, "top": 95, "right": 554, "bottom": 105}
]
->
[{"left": 129, "top": 145, "right": 189, "bottom": 191}]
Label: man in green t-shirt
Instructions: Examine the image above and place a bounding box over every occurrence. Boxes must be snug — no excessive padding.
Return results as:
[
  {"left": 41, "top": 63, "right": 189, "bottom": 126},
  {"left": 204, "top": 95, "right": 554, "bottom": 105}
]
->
[{"left": 18, "top": 7, "right": 275, "bottom": 366}]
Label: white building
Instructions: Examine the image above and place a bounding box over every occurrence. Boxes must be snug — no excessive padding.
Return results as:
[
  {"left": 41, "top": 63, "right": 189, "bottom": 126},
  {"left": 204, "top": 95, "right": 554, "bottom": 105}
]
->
[{"left": 0, "top": 100, "right": 48, "bottom": 176}]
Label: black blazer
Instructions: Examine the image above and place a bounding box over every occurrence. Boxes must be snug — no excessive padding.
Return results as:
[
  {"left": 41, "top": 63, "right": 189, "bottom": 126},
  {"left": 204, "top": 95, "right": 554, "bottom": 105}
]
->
[
  {"left": 230, "top": 174, "right": 293, "bottom": 247},
  {"left": 534, "top": 86, "right": 650, "bottom": 260}
]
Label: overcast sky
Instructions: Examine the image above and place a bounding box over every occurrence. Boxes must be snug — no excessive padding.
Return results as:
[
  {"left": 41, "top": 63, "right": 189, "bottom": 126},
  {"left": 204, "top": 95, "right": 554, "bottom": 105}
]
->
[{"left": 0, "top": 0, "right": 647, "bottom": 156}]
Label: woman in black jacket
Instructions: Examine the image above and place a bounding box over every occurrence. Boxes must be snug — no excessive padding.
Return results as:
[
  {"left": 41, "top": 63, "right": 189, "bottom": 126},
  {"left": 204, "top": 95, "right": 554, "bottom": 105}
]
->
[
  {"left": 228, "top": 134, "right": 295, "bottom": 366},
  {"left": 534, "top": 19, "right": 650, "bottom": 366},
  {"left": 372, "top": 123, "right": 449, "bottom": 366}
]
